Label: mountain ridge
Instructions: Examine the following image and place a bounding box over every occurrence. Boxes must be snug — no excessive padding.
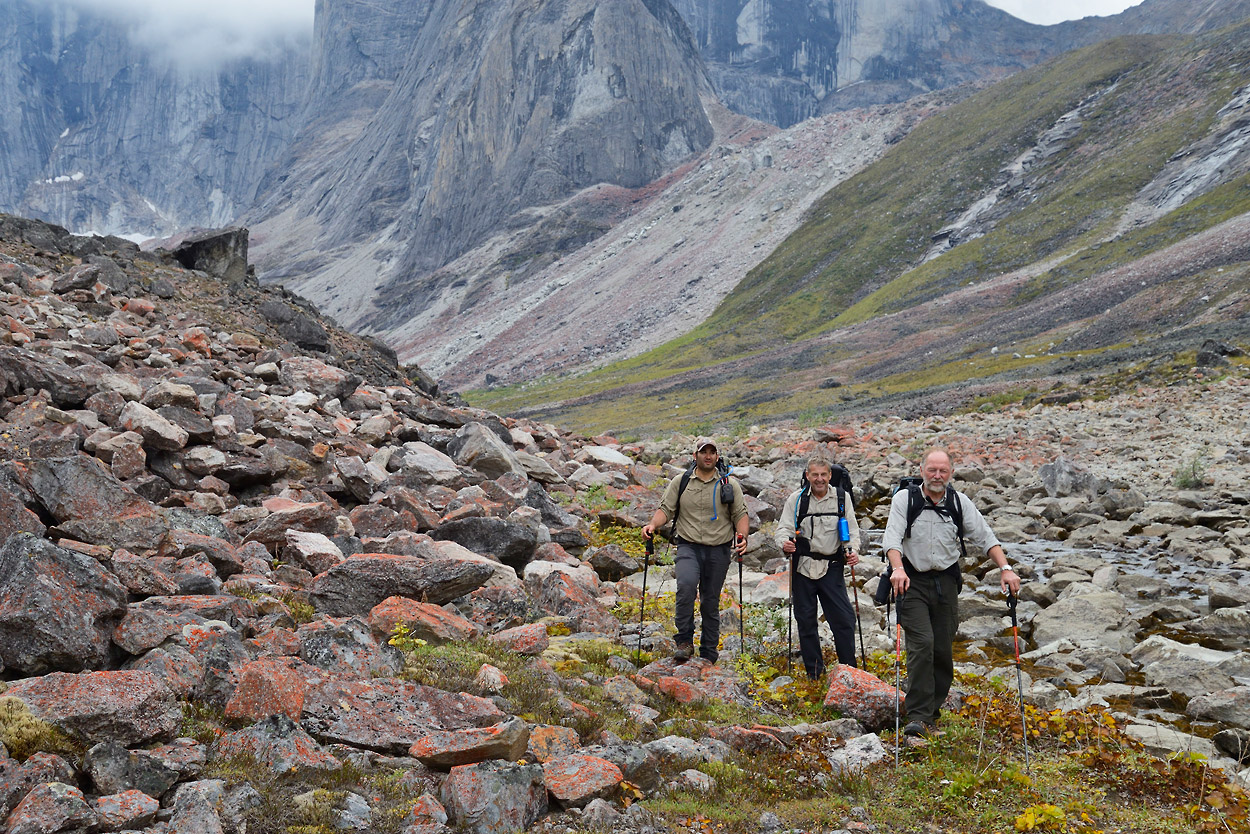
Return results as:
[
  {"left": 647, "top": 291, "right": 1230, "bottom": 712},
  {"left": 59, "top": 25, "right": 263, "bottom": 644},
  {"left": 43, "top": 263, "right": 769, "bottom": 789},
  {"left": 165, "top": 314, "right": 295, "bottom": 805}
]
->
[{"left": 468, "top": 23, "right": 1250, "bottom": 434}]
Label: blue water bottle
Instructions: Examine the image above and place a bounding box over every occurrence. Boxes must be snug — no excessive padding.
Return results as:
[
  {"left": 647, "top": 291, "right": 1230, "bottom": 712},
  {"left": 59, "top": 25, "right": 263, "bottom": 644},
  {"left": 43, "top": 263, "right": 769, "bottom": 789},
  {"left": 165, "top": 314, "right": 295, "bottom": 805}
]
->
[{"left": 838, "top": 517, "right": 850, "bottom": 543}]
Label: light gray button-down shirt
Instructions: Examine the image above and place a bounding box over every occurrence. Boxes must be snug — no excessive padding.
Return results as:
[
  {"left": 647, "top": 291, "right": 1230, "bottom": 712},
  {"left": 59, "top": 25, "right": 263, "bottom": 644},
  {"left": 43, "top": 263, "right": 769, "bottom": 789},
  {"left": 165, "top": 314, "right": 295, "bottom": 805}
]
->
[{"left": 880, "top": 487, "right": 1000, "bottom": 572}]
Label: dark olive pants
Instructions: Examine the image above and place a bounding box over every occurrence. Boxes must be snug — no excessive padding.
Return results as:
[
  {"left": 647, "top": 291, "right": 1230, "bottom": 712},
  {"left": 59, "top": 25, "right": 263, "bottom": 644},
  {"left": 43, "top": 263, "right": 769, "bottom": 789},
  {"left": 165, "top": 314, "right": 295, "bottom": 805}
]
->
[
  {"left": 673, "top": 540, "right": 732, "bottom": 663},
  {"left": 897, "top": 569, "right": 960, "bottom": 725}
]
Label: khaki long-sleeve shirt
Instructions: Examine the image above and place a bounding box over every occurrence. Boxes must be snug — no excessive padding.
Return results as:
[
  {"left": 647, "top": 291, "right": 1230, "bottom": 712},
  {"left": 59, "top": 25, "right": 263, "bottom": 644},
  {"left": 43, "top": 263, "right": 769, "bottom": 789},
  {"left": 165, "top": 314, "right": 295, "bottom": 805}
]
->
[
  {"left": 774, "top": 487, "right": 861, "bottom": 580},
  {"left": 659, "top": 470, "right": 747, "bottom": 546}
]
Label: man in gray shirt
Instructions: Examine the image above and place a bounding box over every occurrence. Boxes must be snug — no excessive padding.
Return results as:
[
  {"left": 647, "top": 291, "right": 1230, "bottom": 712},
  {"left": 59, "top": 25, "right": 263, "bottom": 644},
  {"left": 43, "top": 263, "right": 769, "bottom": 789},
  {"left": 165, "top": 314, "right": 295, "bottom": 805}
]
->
[{"left": 882, "top": 448, "right": 1020, "bottom": 737}]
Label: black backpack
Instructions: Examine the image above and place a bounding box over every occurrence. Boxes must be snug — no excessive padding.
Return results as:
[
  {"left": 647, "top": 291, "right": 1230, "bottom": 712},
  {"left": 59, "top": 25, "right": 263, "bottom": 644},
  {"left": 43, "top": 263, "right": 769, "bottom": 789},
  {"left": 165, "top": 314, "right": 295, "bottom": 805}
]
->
[
  {"left": 900, "top": 477, "right": 966, "bottom": 558},
  {"left": 792, "top": 464, "right": 853, "bottom": 529},
  {"left": 670, "top": 458, "right": 735, "bottom": 531},
  {"left": 872, "top": 476, "right": 966, "bottom": 604},
  {"left": 789, "top": 464, "right": 853, "bottom": 559}
]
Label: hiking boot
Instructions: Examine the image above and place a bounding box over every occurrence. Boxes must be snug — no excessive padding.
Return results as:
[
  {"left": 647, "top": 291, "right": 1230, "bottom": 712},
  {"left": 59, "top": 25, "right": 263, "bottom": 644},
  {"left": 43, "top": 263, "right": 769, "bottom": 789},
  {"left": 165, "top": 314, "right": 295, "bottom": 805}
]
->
[
  {"left": 673, "top": 643, "right": 693, "bottom": 662},
  {"left": 903, "top": 721, "right": 929, "bottom": 738}
]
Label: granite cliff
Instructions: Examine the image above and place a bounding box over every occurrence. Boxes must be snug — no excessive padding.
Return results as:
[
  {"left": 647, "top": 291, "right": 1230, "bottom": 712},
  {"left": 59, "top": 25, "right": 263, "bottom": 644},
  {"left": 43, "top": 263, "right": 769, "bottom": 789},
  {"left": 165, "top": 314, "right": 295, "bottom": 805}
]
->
[
  {"left": 0, "top": 1, "right": 310, "bottom": 238},
  {"left": 248, "top": 0, "right": 717, "bottom": 330}
]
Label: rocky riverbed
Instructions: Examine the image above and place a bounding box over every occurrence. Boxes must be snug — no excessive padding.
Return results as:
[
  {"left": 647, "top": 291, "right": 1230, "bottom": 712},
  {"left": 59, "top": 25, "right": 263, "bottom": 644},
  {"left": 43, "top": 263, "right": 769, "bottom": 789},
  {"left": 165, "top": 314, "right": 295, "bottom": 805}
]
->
[{"left": 0, "top": 214, "right": 1247, "bottom": 834}]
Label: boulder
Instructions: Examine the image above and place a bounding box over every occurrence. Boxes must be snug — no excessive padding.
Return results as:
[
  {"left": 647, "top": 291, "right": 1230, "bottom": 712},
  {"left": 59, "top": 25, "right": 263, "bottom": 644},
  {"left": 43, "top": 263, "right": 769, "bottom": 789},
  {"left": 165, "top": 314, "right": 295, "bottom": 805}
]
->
[
  {"left": 585, "top": 744, "right": 661, "bottom": 793},
  {"left": 281, "top": 529, "right": 345, "bottom": 575},
  {"left": 1209, "top": 580, "right": 1250, "bottom": 611},
  {"left": 171, "top": 227, "right": 248, "bottom": 283},
  {"left": 214, "top": 713, "right": 341, "bottom": 775},
  {"left": 83, "top": 741, "right": 180, "bottom": 799},
  {"left": 449, "top": 423, "right": 526, "bottom": 479},
  {"left": 1187, "top": 687, "right": 1250, "bottom": 730},
  {"left": 0, "top": 752, "right": 78, "bottom": 817},
  {"left": 368, "top": 596, "right": 481, "bottom": 644},
  {"left": 822, "top": 666, "right": 903, "bottom": 732},
  {"left": 440, "top": 760, "right": 547, "bottom": 834},
  {"left": 0, "top": 533, "right": 127, "bottom": 674},
  {"left": 4, "top": 782, "right": 97, "bottom": 834},
  {"left": 532, "top": 571, "right": 619, "bottom": 634},
  {"left": 280, "top": 356, "right": 361, "bottom": 401},
  {"left": 825, "top": 732, "right": 889, "bottom": 773},
  {"left": 400, "top": 442, "right": 465, "bottom": 486},
  {"left": 94, "top": 789, "right": 160, "bottom": 832},
  {"left": 309, "top": 553, "right": 495, "bottom": 617},
  {"left": 488, "top": 623, "right": 550, "bottom": 656},
  {"left": 1142, "top": 657, "right": 1235, "bottom": 700},
  {"left": 166, "top": 780, "right": 227, "bottom": 834},
  {"left": 1187, "top": 608, "right": 1250, "bottom": 651},
  {"left": 525, "top": 725, "right": 582, "bottom": 763},
  {"left": 297, "top": 616, "right": 404, "bottom": 678},
  {"left": 223, "top": 656, "right": 325, "bottom": 722},
  {"left": 0, "top": 482, "right": 46, "bottom": 539},
  {"left": 431, "top": 518, "right": 538, "bottom": 571},
  {"left": 585, "top": 544, "right": 639, "bottom": 581},
  {"left": 117, "top": 401, "right": 189, "bottom": 451},
  {"left": 0, "top": 346, "right": 95, "bottom": 407},
  {"left": 300, "top": 679, "right": 504, "bottom": 755},
  {"left": 1030, "top": 590, "right": 1135, "bottom": 653},
  {"left": 18, "top": 456, "right": 167, "bottom": 550},
  {"left": 409, "top": 717, "right": 530, "bottom": 770},
  {"left": 1038, "top": 457, "right": 1095, "bottom": 498},
  {"left": 243, "top": 497, "right": 338, "bottom": 546},
  {"left": 113, "top": 594, "right": 255, "bottom": 655},
  {"left": 6, "top": 671, "right": 180, "bottom": 746},
  {"left": 541, "top": 754, "right": 624, "bottom": 809}
]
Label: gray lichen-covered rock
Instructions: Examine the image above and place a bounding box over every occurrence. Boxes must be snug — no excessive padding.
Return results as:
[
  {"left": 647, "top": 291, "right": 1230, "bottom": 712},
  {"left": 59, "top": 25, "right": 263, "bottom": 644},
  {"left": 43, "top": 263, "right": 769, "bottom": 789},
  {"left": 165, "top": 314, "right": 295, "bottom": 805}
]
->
[{"left": 0, "top": 533, "right": 127, "bottom": 674}]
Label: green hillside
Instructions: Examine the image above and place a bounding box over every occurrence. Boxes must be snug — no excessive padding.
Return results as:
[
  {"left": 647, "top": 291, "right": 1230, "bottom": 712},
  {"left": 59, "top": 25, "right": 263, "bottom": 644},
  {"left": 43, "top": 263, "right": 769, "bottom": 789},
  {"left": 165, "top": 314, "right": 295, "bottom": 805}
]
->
[{"left": 471, "top": 23, "right": 1250, "bottom": 435}]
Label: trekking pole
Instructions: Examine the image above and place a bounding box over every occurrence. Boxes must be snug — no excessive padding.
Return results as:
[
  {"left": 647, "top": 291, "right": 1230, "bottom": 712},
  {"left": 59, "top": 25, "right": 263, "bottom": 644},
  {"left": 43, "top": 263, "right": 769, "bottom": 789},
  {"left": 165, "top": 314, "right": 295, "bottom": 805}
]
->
[
  {"left": 839, "top": 516, "right": 864, "bottom": 666},
  {"left": 637, "top": 535, "right": 653, "bottom": 666},
  {"left": 1007, "top": 591, "right": 1031, "bottom": 774},
  {"left": 892, "top": 587, "right": 903, "bottom": 767},
  {"left": 850, "top": 566, "right": 865, "bottom": 667},
  {"left": 737, "top": 555, "right": 745, "bottom": 655},
  {"left": 786, "top": 553, "right": 794, "bottom": 677}
]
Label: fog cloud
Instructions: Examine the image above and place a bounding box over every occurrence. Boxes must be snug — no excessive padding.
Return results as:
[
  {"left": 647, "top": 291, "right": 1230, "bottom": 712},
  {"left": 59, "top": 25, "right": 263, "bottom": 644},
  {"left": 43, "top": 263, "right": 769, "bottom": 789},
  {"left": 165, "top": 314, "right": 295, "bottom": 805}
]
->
[
  {"left": 54, "top": 0, "right": 313, "bottom": 67},
  {"left": 985, "top": 1, "right": 1142, "bottom": 26}
]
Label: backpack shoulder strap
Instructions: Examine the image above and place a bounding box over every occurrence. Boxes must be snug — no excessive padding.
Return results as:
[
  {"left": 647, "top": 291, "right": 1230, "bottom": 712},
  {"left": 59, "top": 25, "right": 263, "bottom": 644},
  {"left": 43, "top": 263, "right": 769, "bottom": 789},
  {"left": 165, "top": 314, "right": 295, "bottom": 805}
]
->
[
  {"left": 670, "top": 462, "right": 696, "bottom": 529},
  {"left": 903, "top": 484, "right": 924, "bottom": 539},
  {"left": 944, "top": 486, "right": 965, "bottom": 533},
  {"left": 946, "top": 486, "right": 967, "bottom": 556},
  {"left": 794, "top": 487, "right": 811, "bottom": 531}
]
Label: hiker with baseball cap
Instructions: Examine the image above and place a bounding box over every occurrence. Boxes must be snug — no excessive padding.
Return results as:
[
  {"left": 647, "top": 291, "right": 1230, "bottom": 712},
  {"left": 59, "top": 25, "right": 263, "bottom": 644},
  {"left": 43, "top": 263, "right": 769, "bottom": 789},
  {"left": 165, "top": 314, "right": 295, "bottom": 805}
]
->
[{"left": 642, "top": 437, "right": 749, "bottom": 663}]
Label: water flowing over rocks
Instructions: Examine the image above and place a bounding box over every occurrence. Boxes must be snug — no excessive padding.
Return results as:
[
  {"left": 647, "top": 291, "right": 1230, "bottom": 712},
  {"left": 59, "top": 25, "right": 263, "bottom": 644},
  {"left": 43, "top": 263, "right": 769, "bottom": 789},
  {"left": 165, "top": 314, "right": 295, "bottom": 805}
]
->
[{"left": 0, "top": 215, "right": 1247, "bottom": 831}]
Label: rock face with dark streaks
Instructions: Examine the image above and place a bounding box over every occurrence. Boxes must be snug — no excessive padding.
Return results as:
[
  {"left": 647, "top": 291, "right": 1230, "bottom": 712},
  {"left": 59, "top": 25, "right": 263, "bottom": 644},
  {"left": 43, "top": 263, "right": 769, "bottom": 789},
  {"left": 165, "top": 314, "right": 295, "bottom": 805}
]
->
[
  {"left": 248, "top": 0, "right": 716, "bottom": 325},
  {"left": 668, "top": 0, "right": 1250, "bottom": 126},
  {"left": 0, "top": 1, "right": 309, "bottom": 237}
]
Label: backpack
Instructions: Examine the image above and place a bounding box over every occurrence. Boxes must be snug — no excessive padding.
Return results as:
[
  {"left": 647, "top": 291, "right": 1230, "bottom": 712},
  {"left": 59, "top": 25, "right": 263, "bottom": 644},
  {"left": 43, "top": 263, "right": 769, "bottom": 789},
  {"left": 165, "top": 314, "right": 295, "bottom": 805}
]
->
[
  {"left": 670, "top": 458, "right": 735, "bottom": 531},
  {"left": 900, "top": 478, "right": 966, "bottom": 558},
  {"left": 790, "top": 464, "right": 853, "bottom": 558},
  {"left": 794, "top": 463, "right": 854, "bottom": 530},
  {"left": 872, "top": 476, "right": 966, "bottom": 604}
]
